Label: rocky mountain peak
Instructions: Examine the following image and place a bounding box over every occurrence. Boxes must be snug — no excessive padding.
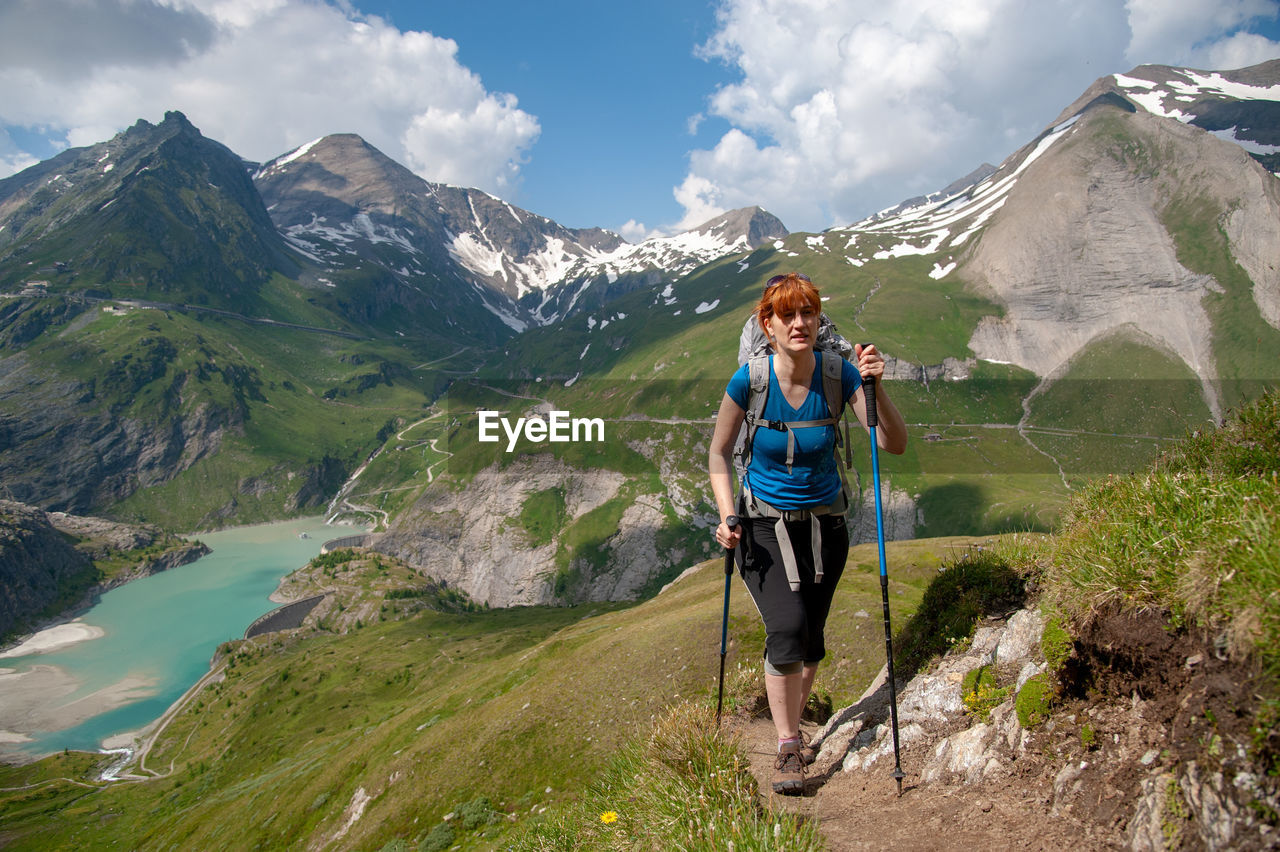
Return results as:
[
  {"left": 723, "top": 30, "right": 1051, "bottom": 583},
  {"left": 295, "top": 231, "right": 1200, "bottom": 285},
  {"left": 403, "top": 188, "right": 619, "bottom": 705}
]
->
[{"left": 689, "top": 206, "right": 788, "bottom": 247}]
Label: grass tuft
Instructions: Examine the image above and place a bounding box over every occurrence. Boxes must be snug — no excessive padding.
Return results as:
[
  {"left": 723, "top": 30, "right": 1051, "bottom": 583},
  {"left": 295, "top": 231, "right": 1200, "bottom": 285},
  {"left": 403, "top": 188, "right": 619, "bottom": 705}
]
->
[
  {"left": 510, "top": 703, "right": 821, "bottom": 851},
  {"left": 1042, "top": 390, "right": 1280, "bottom": 676}
]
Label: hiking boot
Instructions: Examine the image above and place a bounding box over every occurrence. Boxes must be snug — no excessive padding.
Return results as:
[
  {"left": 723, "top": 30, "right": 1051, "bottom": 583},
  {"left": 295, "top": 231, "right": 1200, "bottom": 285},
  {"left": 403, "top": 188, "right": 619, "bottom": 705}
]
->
[
  {"left": 772, "top": 741, "right": 806, "bottom": 794},
  {"left": 799, "top": 730, "right": 818, "bottom": 766}
]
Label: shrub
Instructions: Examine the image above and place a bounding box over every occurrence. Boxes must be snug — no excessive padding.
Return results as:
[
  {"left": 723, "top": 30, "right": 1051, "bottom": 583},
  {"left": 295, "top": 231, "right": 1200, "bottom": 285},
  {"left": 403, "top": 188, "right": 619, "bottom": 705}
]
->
[
  {"left": 456, "top": 796, "right": 498, "bottom": 831},
  {"left": 418, "top": 822, "right": 455, "bottom": 852},
  {"left": 895, "top": 552, "right": 1026, "bottom": 677}
]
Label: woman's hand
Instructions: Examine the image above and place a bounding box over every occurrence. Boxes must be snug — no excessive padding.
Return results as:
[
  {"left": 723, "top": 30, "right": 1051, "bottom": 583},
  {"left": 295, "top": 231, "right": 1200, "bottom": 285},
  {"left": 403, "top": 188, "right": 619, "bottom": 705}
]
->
[
  {"left": 849, "top": 343, "right": 909, "bottom": 455},
  {"left": 854, "top": 342, "right": 886, "bottom": 381},
  {"left": 715, "top": 518, "right": 742, "bottom": 550}
]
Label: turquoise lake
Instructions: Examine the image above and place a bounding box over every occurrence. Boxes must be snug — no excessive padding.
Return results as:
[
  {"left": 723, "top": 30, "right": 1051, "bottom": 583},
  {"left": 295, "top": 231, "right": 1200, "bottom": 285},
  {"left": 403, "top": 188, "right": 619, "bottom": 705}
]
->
[{"left": 5, "top": 516, "right": 344, "bottom": 759}]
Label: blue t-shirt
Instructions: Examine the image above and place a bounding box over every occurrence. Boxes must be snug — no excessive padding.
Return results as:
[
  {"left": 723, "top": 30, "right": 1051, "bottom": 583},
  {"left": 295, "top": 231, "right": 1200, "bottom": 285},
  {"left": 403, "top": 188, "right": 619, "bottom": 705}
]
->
[{"left": 727, "top": 352, "right": 862, "bottom": 510}]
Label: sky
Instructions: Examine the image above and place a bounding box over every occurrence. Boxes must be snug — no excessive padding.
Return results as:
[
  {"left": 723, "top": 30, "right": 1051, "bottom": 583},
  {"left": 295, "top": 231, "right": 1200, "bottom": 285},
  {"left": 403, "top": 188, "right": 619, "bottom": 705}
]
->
[{"left": 1, "top": 1, "right": 1279, "bottom": 240}]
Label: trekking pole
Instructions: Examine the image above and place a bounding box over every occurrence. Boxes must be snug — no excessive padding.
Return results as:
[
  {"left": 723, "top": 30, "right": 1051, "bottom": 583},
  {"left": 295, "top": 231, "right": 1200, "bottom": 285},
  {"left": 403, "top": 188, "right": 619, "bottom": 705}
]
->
[
  {"left": 862, "top": 348, "right": 906, "bottom": 796},
  {"left": 715, "top": 514, "right": 739, "bottom": 727}
]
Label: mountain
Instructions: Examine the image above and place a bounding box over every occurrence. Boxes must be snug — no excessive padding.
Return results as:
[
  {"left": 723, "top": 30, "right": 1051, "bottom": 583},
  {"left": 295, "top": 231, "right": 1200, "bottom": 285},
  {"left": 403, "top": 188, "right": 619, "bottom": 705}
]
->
[
  {"left": 0, "top": 114, "right": 786, "bottom": 532},
  {"left": 252, "top": 132, "right": 594, "bottom": 338},
  {"left": 517, "top": 206, "right": 788, "bottom": 324},
  {"left": 0, "top": 59, "right": 1277, "bottom": 606},
  {"left": 0, "top": 111, "right": 296, "bottom": 310},
  {"left": 253, "top": 133, "right": 786, "bottom": 330},
  {"left": 829, "top": 60, "right": 1280, "bottom": 419}
]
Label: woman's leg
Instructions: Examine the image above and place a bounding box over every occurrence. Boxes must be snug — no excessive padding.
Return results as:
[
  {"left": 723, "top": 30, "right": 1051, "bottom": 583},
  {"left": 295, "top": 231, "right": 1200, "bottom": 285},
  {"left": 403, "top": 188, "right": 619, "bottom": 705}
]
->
[
  {"left": 800, "top": 662, "right": 819, "bottom": 709},
  {"left": 741, "top": 515, "right": 845, "bottom": 740},
  {"left": 765, "top": 669, "right": 806, "bottom": 740}
]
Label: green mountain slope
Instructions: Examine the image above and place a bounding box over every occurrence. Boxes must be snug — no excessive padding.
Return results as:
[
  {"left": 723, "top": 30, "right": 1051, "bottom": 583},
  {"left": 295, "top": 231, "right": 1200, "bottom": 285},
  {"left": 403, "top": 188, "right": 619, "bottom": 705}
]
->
[
  {"left": 0, "top": 112, "right": 295, "bottom": 311},
  {"left": 0, "top": 533, "right": 967, "bottom": 849},
  {"left": 0, "top": 295, "right": 448, "bottom": 527}
]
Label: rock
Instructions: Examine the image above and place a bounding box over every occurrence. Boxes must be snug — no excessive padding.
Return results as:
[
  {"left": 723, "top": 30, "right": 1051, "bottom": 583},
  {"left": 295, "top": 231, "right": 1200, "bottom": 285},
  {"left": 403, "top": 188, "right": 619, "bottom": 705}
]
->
[
  {"left": 994, "top": 608, "right": 1045, "bottom": 671},
  {"left": 1129, "top": 772, "right": 1173, "bottom": 852},
  {"left": 1181, "top": 761, "right": 1243, "bottom": 850},
  {"left": 370, "top": 456, "right": 637, "bottom": 606},
  {"left": 1052, "top": 762, "right": 1085, "bottom": 813},
  {"left": 1015, "top": 660, "right": 1045, "bottom": 691},
  {"left": 844, "top": 722, "right": 926, "bottom": 773},
  {"left": 921, "top": 721, "right": 998, "bottom": 785}
]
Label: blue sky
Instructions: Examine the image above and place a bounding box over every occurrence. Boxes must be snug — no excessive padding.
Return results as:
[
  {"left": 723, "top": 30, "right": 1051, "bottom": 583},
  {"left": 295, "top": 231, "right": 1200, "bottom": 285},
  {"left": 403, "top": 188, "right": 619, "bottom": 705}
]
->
[{"left": 1, "top": 1, "right": 1278, "bottom": 238}]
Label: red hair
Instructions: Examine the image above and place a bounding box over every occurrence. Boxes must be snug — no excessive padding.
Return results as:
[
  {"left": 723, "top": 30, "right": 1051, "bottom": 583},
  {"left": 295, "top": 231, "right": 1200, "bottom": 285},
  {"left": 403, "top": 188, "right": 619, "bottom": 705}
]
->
[{"left": 756, "top": 273, "right": 820, "bottom": 334}]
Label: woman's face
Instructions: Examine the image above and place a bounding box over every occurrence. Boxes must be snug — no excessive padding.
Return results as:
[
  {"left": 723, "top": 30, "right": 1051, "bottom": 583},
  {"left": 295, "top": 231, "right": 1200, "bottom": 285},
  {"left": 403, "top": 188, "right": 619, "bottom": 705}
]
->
[{"left": 767, "top": 302, "right": 818, "bottom": 354}]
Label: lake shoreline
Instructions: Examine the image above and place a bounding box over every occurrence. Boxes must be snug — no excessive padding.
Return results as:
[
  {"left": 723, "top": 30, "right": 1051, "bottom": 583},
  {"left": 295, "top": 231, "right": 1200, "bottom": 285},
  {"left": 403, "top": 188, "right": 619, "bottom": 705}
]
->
[{"left": 0, "top": 516, "right": 350, "bottom": 764}]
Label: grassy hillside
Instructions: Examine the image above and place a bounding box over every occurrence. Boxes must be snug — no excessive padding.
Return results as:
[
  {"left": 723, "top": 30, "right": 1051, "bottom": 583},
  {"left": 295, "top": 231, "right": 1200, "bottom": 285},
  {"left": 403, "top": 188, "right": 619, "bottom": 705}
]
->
[
  {"left": 0, "top": 294, "right": 453, "bottom": 529},
  {"left": 515, "top": 388, "right": 1280, "bottom": 850},
  {"left": 0, "top": 531, "right": 986, "bottom": 850}
]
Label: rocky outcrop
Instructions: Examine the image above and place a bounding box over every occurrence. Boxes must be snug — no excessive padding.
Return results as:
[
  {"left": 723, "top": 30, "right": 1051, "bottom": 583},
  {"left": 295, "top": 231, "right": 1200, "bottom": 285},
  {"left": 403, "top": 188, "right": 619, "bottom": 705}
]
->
[
  {"left": 812, "top": 606, "right": 1279, "bottom": 851},
  {"left": 370, "top": 456, "right": 636, "bottom": 607},
  {"left": 0, "top": 501, "right": 94, "bottom": 638},
  {"left": 0, "top": 500, "right": 208, "bottom": 638}
]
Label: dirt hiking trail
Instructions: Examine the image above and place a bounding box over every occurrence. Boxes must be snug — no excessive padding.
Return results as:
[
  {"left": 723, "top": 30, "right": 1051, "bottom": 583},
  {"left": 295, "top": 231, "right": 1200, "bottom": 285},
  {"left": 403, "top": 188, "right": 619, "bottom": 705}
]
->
[{"left": 728, "top": 607, "right": 1279, "bottom": 850}]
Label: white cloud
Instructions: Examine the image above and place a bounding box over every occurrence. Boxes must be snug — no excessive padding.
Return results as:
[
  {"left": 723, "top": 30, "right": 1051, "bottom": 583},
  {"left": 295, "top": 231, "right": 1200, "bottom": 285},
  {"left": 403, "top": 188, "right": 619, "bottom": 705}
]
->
[
  {"left": 0, "top": 0, "right": 540, "bottom": 194},
  {"left": 678, "top": 0, "right": 1280, "bottom": 232},
  {"left": 0, "top": 127, "right": 39, "bottom": 177},
  {"left": 1125, "top": 0, "right": 1277, "bottom": 65},
  {"left": 1202, "top": 30, "right": 1280, "bottom": 70},
  {"left": 618, "top": 219, "right": 661, "bottom": 243}
]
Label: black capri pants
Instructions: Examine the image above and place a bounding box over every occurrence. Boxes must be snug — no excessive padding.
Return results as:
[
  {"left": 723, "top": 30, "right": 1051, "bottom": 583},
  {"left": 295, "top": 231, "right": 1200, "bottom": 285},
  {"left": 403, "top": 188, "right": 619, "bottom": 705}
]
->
[{"left": 736, "top": 512, "right": 849, "bottom": 669}]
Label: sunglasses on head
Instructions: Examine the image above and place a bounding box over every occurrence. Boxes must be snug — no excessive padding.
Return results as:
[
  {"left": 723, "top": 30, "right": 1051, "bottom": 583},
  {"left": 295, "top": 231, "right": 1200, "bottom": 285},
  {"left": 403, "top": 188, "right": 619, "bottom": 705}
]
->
[{"left": 766, "top": 272, "right": 812, "bottom": 289}]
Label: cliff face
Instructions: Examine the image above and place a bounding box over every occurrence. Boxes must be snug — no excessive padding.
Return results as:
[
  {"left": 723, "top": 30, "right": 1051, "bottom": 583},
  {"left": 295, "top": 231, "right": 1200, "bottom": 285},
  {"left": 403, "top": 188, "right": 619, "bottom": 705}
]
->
[
  {"left": 0, "top": 500, "right": 209, "bottom": 639},
  {"left": 370, "top": 456, "right": 636, "bottom": 607},
  {"left": 963, "top": 102, "right": 1280, "bottom": 419},
  {"left": 0, "top": 501, "right": 94, "bottom": 638}
]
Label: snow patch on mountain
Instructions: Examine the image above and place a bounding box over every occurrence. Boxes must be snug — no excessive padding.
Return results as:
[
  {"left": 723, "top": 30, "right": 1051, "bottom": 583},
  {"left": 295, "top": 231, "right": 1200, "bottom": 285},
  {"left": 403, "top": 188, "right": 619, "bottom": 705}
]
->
[
  {"left": 1114, "top": 68, "right": 1280, "bottom": 163},
  {"left": 254, "top": 137, "right": 323, "bottom": 179},
  {"left": 831, "top": 115, "right": 1081, "bottom": 266}
]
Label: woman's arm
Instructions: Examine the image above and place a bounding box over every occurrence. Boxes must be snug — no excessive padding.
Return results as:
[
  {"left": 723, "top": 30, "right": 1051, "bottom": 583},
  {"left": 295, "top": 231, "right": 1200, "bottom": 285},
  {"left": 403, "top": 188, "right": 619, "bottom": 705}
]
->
[
  {"left": 848, "top": 343, "right": 908, "bottom": 455},
  {"left": 708, "top": 393, "right": 746, "bottom": 549}
]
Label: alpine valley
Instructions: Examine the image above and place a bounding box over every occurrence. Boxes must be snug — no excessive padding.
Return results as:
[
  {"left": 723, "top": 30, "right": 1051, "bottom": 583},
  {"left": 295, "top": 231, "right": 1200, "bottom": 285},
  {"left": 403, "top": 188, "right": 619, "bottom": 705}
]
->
[
  {"left": 0, "top": 58, "right": 1278, "bottom": 849},
  {"left": 3, "top": 60, "right": 1279, "bottom": 616}
]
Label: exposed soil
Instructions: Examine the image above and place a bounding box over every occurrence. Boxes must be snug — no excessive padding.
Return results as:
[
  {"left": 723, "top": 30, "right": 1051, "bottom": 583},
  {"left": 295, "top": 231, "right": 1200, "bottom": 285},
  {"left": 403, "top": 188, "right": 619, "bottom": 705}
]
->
[{"left": 729, "top": 608, "right": 1280, "bottom": 851}]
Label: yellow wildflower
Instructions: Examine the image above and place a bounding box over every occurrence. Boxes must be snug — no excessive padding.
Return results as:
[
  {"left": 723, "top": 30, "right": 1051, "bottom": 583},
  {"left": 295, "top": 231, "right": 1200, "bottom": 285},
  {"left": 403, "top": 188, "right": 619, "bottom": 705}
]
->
[{"left": 600, "top": 811, "right": 619, "bottom": 824}]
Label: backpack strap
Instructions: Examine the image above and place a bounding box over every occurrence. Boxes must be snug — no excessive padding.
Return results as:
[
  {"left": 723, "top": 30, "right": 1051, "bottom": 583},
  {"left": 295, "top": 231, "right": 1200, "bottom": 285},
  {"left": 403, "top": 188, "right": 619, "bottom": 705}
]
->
[
  {"left": 737, "top": 353, "right": 845, "bottom": 474},
  {"left": 732, "top": 354, "right": 771, "bottom": 475},
  {"left": 741, "top": 489, "right": 849, "bottom": 590},
  {"left": 819, "top": 350, "right": 853, "bottom": 475}
]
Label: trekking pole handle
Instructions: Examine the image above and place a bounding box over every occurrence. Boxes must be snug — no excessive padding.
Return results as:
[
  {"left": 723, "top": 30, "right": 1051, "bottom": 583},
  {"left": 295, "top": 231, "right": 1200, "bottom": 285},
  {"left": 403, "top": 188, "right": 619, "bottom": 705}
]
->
[
  {"left": 722, "top": 515, "right": 739, "bottom": 575},
  {"left": 860, "top": 343, "right": 878, "bottom": 428}
]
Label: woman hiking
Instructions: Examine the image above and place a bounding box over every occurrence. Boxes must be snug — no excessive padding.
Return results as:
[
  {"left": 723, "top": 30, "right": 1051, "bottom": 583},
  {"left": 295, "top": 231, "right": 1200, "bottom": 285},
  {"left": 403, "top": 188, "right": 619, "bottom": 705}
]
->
[{"left": 708, "top": 272, "right": 908, "bottom": 794}]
